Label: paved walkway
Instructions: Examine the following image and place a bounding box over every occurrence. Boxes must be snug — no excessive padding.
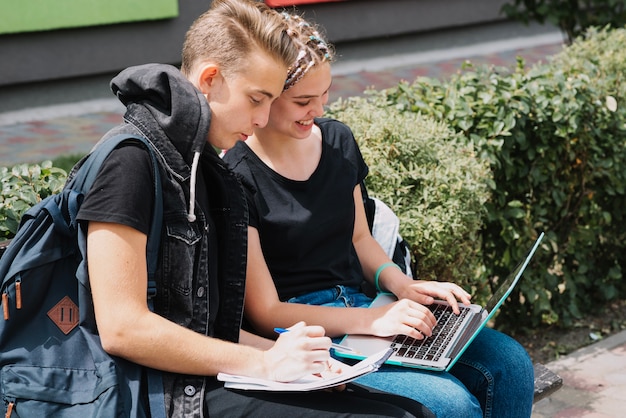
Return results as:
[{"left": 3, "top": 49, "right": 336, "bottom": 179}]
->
[
  {"left": 532, "top": 330, "right": 626, "bottom": 417},
  {"left": 2, "top": 23, "right": 626, "bottom": 417}
]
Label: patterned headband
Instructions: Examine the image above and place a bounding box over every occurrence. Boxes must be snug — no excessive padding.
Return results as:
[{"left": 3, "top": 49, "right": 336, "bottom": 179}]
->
[{"left": 282, "top": 13, "right": 331, "bottom": 91}]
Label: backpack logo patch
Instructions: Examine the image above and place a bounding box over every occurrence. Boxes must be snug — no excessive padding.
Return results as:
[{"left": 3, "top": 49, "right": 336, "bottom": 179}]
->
[{"left": 47, "top": 296, "right": 79, "bottom": 335}]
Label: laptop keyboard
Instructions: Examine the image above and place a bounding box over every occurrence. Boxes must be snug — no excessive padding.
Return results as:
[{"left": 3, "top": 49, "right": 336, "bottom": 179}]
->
[{"left": 390, "top": 303, "right": 470, "bottom": 362}]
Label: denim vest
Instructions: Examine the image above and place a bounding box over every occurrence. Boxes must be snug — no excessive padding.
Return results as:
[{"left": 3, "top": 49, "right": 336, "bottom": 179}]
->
[{"left": 101, "top": 119, "right": 248, "bottom": 417}]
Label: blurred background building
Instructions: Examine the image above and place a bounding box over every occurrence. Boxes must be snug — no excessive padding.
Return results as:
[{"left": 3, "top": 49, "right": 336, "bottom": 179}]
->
[{"left": 0, "top": 0, "right": 560, "bottom": 113}]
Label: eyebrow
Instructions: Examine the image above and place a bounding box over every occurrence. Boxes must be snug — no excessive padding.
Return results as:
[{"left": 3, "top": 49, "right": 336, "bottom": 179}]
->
[
  {"left": 255, "top": 89, "right": 276, "bottom": 100},
  {"left": 292, "top": 87, "right": 331, "bottom": 100},
  {"left": 291, "top": 81, "right": 332, "bottom": 100}
]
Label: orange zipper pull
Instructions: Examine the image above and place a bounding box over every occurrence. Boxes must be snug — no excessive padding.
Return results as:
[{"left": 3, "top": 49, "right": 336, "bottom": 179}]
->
[
  {"left": 5, "top": 401, "right": 14, "bottom": 418},
  {"left": 15, "top": 281, "right": 21, "bottom": 310},
  {"left": 2, "top": 293, "right": 8, "bottom": 320}
]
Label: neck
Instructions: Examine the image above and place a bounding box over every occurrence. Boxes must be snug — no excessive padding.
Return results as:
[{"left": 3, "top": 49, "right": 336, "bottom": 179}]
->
[{"left": 247, "top": 125, "right": 322, "bottom": 181}]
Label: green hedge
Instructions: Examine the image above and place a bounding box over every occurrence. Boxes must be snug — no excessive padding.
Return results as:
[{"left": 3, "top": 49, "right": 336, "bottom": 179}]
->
[
  {"left": 357, "top": 26, "right": 626, "bottom": 330},
  {"left": 502, "top": 1, "right": 626, "bottom": 44},
  {"left": 327, "top": 100, "right": 493, "bottom": 301},
  {"left": 0, "top": 162, "right": 67, "bottom": 241}
]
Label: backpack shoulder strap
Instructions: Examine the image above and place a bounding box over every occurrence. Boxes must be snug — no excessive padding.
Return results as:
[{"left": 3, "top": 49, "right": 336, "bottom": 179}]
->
[
  {"left": 72, "top": 134, "right": 162, "bottom": 287},
  {"left": 74, "top": 134, "right": 166, "bottom": 418}
]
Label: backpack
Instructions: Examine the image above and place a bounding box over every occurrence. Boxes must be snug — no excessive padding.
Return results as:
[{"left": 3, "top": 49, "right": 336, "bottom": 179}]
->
[
  {"left": 361, "top": 182, "right": 415, "bottom": 292},
  {"left": 0, "top": 134, "right": 166, "bottom": 418}
]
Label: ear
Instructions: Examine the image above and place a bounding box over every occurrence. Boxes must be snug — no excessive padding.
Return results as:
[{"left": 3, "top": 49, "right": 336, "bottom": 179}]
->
[{"left": 196, "top": 63, "right": 220, "bottom": 94}]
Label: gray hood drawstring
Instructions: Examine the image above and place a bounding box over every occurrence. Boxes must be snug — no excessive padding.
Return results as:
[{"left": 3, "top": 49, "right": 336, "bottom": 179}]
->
[
  {"left": 110, "top": 64, "right": 210, "bottom": 224},
  {"left": 187, "top": 151, "right": 201, "bottom": 222}
]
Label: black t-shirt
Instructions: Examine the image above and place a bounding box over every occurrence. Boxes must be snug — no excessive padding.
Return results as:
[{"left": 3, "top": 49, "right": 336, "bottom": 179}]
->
[
  {"left": 224, "top": 118, "right": 368, "bottom": 301},
  {"left": 77, "top": 143, "right": 154, "bottom": 234},
  {"left": 77, "top": 142, "right": 219, "bottom": 329}
]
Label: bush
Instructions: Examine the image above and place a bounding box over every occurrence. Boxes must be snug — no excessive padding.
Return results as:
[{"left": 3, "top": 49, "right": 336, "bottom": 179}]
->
[
  {"left": 326, "top": 99, "right": 493, "bottom": 301},
  {"left": 501, "top": 0, "right": 626, "bottom": 44},
  {"left": 52, "top": 153, "right": 85, "bottom": 173},
  {"left": 376, "top": 26, "right": 626, "bottom": 330},
  {"left": 0, "top": 161, "right": 67, "bottom": 241}
]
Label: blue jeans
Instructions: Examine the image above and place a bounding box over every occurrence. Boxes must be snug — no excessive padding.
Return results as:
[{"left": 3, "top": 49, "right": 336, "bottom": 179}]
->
[{"left": 288, "top": 286, "right": 534, "bottom": 418}]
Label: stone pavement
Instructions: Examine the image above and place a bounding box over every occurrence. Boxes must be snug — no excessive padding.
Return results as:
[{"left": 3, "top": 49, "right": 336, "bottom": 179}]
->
[
  {"left": 532, "top": 330, "right": 626, "bottom": 418},
  {"left": 2, "top": 22, "right": 626, "bottom": 417}
]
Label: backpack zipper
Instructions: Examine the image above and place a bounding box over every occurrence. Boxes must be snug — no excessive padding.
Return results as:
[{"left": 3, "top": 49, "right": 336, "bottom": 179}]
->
[
  {"left": 2, "top": 291, "right": 8, "bottom": 321},
  {"left": 4, "top": 400, "right": 14, "bottom": 418},
  {"left": 14, "top": 277, "right": 21, "bottom": 310},
  {"left": 1, "top": 276, "right": 22, "bottom": 320}
]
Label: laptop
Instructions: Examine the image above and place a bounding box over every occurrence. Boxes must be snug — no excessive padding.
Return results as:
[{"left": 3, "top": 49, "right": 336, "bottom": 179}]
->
[{"left": 336, "top": 232, "right": 544, "bottom": 372}]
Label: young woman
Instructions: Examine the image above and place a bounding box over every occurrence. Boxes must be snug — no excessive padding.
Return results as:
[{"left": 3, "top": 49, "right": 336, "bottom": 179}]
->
[
  {"left": 223, "top": 12, "right": 535, "bottom": 418},
  {"left": 78, "top": 1, "right": 433, "bottom": 417}
]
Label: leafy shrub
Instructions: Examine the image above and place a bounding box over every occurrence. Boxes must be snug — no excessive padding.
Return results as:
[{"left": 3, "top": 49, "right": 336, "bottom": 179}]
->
[
  {"left": 502, "top": 0, "right": 626, "bottom": 44},
  {"left": 0, "top": 161, "right": 67, "bottom": 241},
  {"left": 52, "top": 153, "right": 85, "bottom": 173},
  {"left": 376, "top": 26, "right": 626, "bottom": 330},
  {"left": 326, "top": 99, "right": 493, "bottom": 300}
]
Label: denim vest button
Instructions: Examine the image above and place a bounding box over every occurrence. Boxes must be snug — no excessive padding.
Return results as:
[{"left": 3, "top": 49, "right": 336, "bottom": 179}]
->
[
  {"left": 197, "top": 286, "right": 205, "bottom": 298},
  {"left": 184, "top": 385, "right": 196, "bottom": 396}
]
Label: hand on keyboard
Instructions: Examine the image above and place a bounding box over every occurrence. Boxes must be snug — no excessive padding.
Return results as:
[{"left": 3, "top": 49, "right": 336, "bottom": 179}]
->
[
  {"left": 369, "top": 298, "right": 437, "bottom": 339},
  {"left": 394, "top": 280, "right": 472, "bottom": 315}
]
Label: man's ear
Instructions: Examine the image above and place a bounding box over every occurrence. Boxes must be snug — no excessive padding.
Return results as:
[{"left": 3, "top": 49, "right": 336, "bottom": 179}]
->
[{"left": 197, "top": 63, "right": 220, "bottom": 94}]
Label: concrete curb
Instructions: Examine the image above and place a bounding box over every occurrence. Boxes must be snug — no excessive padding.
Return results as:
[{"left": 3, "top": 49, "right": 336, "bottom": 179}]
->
[{"left": 545, "top": 329, "right": 626, "bottom": 372}]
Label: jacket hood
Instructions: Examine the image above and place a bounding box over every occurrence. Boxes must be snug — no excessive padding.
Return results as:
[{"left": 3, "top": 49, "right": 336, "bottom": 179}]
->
[
  {"left": 111, "top": 63, "right": 210, "bottom": 222},
  {"left": 111, "top": 63, "right": 210, "bottom": 165}
]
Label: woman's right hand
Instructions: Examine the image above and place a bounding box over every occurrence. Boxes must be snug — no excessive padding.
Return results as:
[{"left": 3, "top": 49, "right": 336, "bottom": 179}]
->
[
  {"left": 263, "top": 322, "right": 333, "bottom": 382},
  {"left": 369, "top": 299, "right": 437, "bottom": 339}
]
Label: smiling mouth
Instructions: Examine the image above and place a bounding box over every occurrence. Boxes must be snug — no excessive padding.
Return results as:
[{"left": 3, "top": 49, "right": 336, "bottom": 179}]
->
[{"left": 297, "top": 119, "right": 313, "bottom": 126}]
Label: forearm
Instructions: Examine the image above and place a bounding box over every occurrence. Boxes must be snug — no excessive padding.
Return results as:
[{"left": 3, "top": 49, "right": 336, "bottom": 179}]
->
[
  {"left": 353, "top": 234, "right": 413, "bottom": 296},
  {"left": 99, "top": 305, "right": 270, "bottom": 378},
  {"left": 240, "top": 329, "right": 274, "bottom": 350}
]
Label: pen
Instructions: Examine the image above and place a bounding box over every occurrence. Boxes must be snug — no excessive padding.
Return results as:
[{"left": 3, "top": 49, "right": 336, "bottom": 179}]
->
[{"left": 273, "top": 327, "right": 358, "bottom": 353}]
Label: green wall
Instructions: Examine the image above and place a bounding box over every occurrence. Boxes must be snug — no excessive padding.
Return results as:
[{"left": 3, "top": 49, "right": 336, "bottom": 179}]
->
[{"left": 0, "top": 0, "right": 179, "bottom": 35}]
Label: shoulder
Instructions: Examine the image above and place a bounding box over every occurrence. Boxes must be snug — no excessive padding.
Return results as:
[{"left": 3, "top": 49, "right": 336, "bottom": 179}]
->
[
  {"left": 221, "top": 141, "right": 256, "bottom": 191},
  {"left": 98, "top": 140, "right": 154, "bottom": 182},
  {"left": 316, "top": 117, "right": 354, "bottom": 138},
  {"left": 316, "top": 118, "right": 368, "bottom": 178},
  {"left": 316, "top": 117, "right": 359, "bottom": 152},
  {"left": 222, "top": 140, "right": 251, "bottom": 170}
]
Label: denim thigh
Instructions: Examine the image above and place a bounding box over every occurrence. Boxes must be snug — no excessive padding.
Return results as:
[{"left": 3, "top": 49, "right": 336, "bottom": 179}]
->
[{"left": 288, "top": 286, "right": 373, "bottom": 308}]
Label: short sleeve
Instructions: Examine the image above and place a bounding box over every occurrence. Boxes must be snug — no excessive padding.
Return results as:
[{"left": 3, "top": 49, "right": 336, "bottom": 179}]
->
[{"left": 77, "top": 143, "right": 154, "bottom": 235}]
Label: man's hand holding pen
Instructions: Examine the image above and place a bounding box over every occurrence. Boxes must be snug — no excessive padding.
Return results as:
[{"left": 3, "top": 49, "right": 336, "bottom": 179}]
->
[{"left": 264, "top": 322, "right": 336, "bottom": 383}]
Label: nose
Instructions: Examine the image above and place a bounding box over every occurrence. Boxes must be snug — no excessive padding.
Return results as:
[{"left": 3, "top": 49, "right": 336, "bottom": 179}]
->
[
  {"left": 252, "top": 104, "right": 271, "bottom": 128},
  {"left": 312, "top": 97, "right": 326, "bottom": 118}
]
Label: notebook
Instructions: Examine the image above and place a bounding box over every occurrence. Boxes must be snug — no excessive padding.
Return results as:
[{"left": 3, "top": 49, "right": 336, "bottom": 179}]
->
[
  {"left": 217, "top": 348, "right": 393, "bottom": 391},
  {"left": 336, "top": 232, "right": 544, "bottom": 372}
]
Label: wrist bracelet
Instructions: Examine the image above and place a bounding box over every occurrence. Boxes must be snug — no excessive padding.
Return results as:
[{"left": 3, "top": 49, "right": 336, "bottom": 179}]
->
[{"left": 374, "top": 262, "right": 401, "bottom": 293}]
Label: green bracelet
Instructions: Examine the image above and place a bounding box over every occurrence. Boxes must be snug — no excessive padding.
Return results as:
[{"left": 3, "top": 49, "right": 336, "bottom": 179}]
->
[{"left": 374, "top": 262, "right": 401, "bottom": 293}]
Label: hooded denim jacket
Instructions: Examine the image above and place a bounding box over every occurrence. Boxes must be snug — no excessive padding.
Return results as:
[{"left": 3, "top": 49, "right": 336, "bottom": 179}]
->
[{"left": 107, "top": 64, "right": 248, "bottom": 417}]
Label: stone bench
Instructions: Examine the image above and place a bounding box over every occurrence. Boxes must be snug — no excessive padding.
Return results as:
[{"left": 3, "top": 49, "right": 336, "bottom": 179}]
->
[{"left": 533, "top": 362, "right": 563, "bottom": 403}]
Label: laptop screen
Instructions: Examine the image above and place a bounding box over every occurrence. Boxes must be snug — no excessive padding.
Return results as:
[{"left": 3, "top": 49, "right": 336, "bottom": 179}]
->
[{"left": 483, "top": 233, "right": 544, "bottom": 315}]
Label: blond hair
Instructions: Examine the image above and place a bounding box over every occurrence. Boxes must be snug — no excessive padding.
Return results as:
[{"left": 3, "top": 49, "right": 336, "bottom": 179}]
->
[
  {"left": 281, "top": 12, "right": 335, "bottom": 91},
  {"left": 181, "top": 0, "right": 295, "bottom": 78}
]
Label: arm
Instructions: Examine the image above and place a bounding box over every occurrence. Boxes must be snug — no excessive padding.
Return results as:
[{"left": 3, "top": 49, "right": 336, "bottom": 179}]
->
[
  {"left": 351, "top": 185, "right": 472, "bottom": 314},
  {"left": 87, "top": 221, "right": 331, "bottom": 382},
  {"left": 244, "top": 226, "right": 435, "bottom": 339}
]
